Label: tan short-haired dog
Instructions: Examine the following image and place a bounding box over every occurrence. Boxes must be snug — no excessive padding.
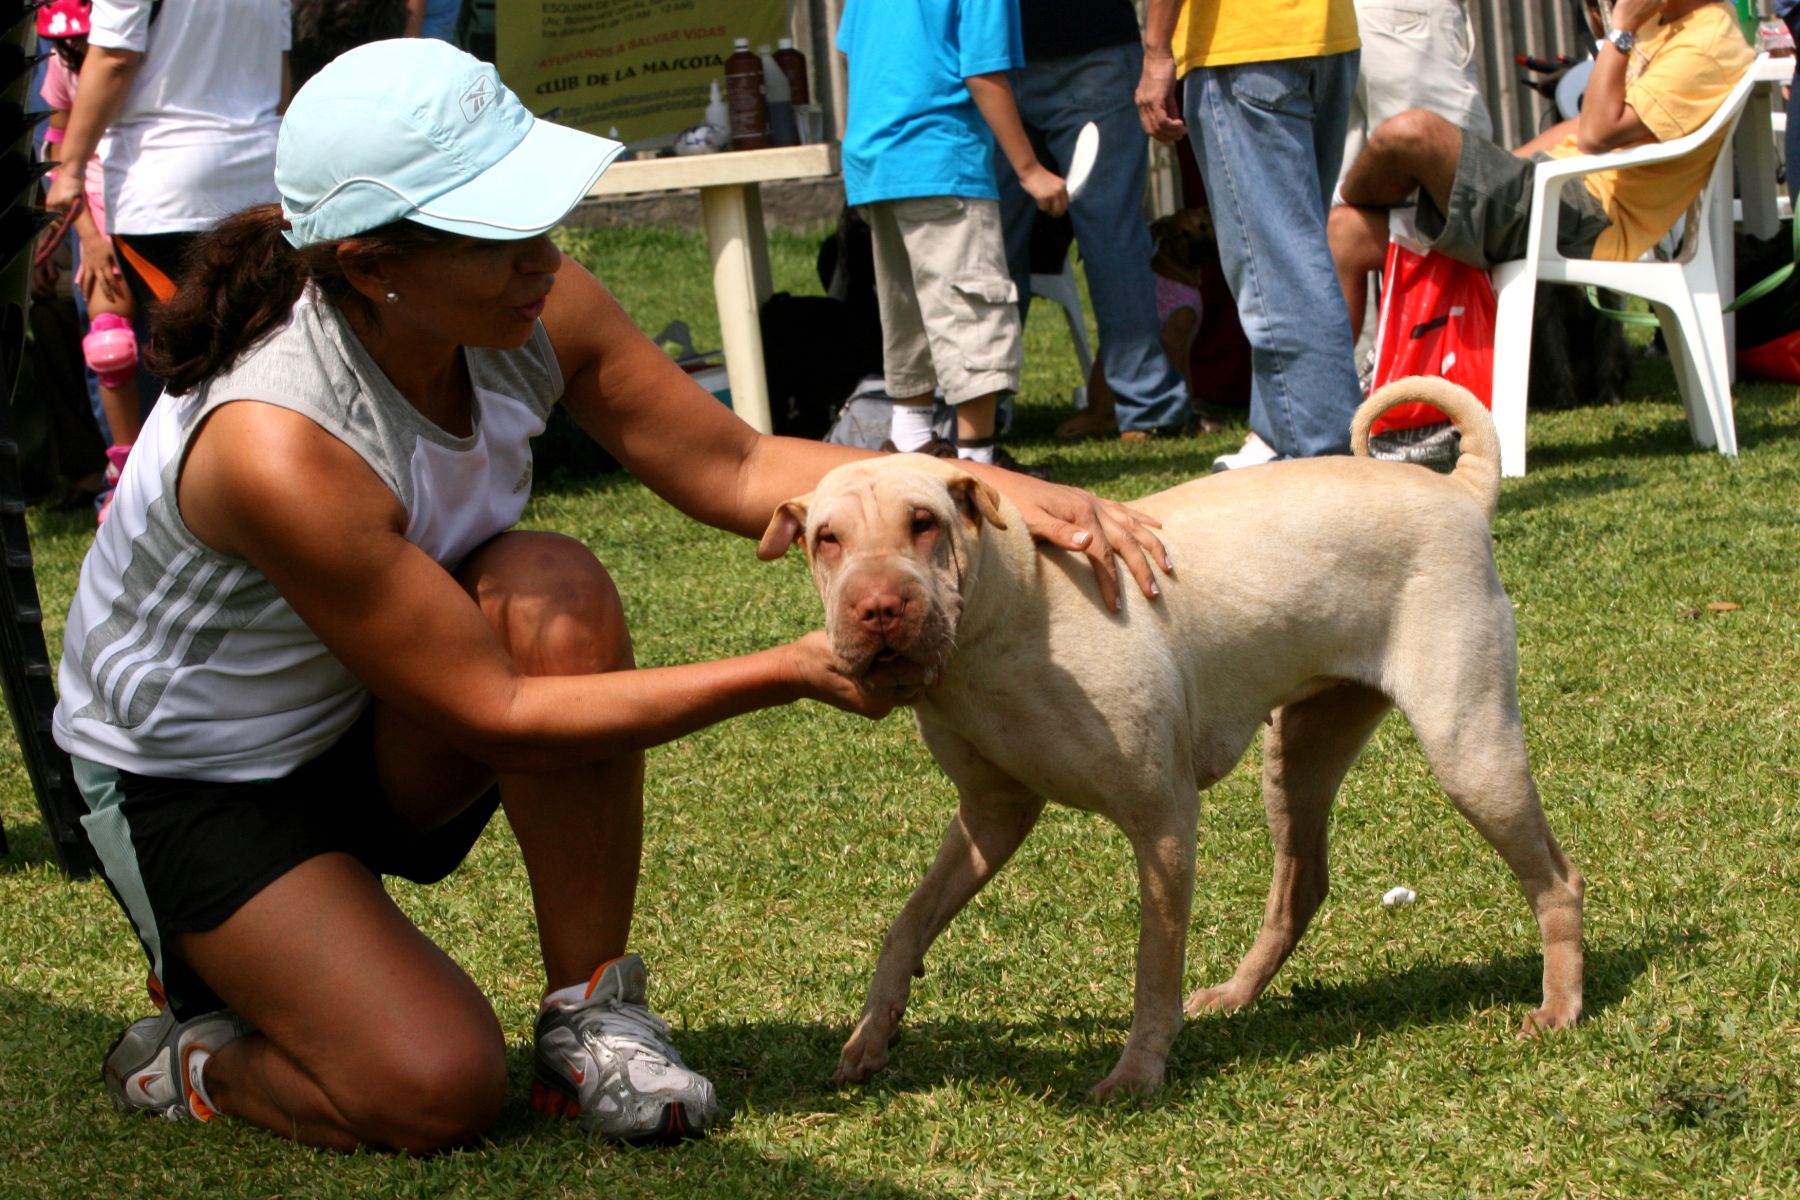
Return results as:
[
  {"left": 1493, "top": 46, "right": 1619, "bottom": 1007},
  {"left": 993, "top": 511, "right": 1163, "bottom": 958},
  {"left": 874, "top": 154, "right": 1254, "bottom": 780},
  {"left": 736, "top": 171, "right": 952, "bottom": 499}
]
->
[{"left": 759, "top": 377, "right": 1583, "bottom": 1099}]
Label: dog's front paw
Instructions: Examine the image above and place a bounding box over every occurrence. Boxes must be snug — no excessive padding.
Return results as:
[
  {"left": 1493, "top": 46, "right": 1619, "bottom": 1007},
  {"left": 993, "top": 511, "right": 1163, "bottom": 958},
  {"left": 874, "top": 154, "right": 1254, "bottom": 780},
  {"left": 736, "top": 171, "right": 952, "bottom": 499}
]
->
[
  {"left": 1519, "top": 1000, "right": 1582, "bottom": 1038},
  {"left": 1183, "top": 982, "right": 1254, "bottom": 1015},
  {"left": 834, "top": 1005, "right": 902, "bottom": 1086},
  {"left": 1090, "top": 1055, "right": 1166, "bottom": 1103}
]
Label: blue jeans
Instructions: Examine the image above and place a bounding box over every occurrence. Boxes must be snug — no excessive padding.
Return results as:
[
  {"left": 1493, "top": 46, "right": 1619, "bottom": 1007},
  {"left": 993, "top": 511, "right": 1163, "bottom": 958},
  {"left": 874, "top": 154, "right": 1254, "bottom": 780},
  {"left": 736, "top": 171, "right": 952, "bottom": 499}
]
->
[
  {"left": 1184, "top": 52, "right": 1363, "bottom": 457},
  {"left": 999, "top": 42, "right": 1191, "bottom": 433}
]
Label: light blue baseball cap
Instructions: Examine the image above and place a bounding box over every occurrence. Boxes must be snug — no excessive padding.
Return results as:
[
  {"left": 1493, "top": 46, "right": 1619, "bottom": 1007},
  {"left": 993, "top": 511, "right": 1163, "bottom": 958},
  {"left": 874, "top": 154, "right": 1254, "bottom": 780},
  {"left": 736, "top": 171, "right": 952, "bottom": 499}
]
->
[{"left": 277, "top": 39, "right": 626, "bottom": 248}]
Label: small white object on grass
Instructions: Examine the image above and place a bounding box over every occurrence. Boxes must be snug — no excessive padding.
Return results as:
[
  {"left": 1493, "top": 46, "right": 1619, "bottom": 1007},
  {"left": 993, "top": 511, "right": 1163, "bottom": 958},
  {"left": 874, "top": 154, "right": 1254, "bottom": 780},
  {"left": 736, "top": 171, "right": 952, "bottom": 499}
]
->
[{"left": 1381, "top": 886, "right": 1416, "bottom": 907}]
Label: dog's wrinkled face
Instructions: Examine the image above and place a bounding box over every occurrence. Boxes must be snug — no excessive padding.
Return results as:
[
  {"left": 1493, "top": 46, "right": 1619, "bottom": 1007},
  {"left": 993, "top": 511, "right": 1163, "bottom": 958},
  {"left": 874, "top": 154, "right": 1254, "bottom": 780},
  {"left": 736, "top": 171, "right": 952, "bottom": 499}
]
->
[{"left": 758, "top": 456, "right": 1006, "bottom": 691}]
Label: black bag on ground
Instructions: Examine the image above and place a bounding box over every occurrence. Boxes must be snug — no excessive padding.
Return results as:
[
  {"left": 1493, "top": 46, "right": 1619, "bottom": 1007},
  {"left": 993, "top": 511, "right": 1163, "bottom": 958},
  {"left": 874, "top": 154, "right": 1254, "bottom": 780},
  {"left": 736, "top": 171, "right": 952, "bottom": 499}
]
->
[{"left": 759, "top": 291, "right": 882, "bottom": 440}]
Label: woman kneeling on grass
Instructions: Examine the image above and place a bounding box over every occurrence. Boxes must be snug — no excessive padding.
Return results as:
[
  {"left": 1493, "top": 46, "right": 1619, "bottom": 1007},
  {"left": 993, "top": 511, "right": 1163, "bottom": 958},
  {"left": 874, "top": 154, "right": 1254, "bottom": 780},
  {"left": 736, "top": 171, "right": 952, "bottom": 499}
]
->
[{"left": 50, "top": 39, "right": 1166, "bottom": 1152}]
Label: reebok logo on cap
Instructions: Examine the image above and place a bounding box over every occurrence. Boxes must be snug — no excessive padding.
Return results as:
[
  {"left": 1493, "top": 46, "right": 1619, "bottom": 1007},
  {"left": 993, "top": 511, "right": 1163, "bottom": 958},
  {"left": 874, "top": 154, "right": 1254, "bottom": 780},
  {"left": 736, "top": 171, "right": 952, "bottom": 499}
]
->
[{"left": 460, "top": 75, "right": 496, "bottom": 123}]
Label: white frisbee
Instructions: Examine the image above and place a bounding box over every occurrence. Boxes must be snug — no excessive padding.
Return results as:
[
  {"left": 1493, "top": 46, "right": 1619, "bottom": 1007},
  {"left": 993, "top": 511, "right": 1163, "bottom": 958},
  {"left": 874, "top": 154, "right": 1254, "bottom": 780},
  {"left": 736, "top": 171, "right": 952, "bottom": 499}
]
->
[{"left": 1065, "top": 121, "right": 1099, "bottom": 203}]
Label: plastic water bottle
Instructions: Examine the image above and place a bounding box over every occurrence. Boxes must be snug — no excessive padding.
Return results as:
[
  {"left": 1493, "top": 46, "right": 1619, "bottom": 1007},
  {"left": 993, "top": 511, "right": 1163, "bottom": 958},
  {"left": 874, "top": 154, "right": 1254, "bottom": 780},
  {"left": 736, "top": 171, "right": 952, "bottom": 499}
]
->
[{"left": 758, "top": 43, "right": 799, "bottom": 146}]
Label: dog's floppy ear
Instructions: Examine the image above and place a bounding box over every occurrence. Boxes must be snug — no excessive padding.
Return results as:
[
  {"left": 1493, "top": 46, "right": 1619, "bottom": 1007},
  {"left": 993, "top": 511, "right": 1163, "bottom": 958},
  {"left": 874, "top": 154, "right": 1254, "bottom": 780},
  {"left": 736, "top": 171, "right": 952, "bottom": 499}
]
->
[
  {"left": 757, "top": 496, "right": 811, "bottom": 559},
  {"left": 947, "top": 474, "right": 1006, "bottom": 530}
]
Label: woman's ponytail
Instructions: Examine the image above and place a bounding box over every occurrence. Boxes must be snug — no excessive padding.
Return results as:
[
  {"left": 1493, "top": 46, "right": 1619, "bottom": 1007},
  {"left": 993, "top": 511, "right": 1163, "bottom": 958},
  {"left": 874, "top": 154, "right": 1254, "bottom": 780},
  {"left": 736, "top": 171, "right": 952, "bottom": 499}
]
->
[
  {"left": 147, "top": 205, "right": 308, "bottom": 395},
  {"left": 148, "top": 206, "right": 455, "bottom": 395}
]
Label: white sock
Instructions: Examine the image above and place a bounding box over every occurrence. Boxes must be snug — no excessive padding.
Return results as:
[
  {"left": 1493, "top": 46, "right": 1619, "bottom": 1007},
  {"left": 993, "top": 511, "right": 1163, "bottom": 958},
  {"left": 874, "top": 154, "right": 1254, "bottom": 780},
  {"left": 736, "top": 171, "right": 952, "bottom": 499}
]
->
[
  {"left": 957, "top": 443, "right": 996, "bottom": 465},
  {"left": 541, "top": 980, "right": 588, "bottom": 1011},
  {"left": 187, "top": 1047, "right": 218, "bottom": 1114},
  {"left": 889, "top": 403, "right": 936, "bottom": 451}
]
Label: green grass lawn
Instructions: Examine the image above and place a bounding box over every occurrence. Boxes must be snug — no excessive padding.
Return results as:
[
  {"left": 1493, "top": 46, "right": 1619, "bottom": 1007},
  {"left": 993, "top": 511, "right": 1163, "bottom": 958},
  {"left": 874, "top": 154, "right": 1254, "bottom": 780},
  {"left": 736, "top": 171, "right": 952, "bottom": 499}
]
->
[{"left": 4, "top": 224, "right": 1800, "bottom": 1198}]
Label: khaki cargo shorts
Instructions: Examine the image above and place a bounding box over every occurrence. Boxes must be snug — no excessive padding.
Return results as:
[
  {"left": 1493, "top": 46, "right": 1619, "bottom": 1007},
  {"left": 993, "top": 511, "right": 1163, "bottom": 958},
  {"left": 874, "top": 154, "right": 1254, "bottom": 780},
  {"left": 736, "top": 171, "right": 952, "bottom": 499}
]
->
[{"left": 860, "top": 195, "right": 1022, "bottom": 405}]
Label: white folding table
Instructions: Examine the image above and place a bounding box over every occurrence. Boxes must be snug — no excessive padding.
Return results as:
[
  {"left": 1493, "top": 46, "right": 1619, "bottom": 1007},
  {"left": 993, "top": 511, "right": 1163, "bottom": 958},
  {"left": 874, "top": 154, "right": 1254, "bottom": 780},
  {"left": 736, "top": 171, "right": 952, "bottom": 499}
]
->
[{"left": 584, "top": 143, "right": 841, "bottom": 435}]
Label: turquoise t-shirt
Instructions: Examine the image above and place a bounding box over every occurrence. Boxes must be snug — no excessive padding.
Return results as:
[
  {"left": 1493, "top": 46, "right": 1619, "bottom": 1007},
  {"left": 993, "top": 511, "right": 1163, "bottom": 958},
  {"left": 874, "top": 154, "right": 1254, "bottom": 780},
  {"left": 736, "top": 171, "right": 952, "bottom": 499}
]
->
[{"left": 836, "top": 0, "right": 1024, "bottom": 206}]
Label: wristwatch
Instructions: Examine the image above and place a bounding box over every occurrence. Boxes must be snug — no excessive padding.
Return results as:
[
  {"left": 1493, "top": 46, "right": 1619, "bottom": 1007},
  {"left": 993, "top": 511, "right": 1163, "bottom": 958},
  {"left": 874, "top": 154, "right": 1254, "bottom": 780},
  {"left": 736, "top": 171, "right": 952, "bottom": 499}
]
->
[{"left": 1606, "top": 28, "right": 1636, "bottom": 55}]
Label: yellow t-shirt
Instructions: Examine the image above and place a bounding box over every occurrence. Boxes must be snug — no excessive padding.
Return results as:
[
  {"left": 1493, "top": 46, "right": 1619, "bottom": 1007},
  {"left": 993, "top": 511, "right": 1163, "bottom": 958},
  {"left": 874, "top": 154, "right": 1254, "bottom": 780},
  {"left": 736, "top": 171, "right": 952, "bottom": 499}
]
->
[
  {"left": 1549, "top": 2, "right": 1753, "bottom": 261},
  {"left": 1171, "top": 0, "right": 1360, "bottom": 72}
]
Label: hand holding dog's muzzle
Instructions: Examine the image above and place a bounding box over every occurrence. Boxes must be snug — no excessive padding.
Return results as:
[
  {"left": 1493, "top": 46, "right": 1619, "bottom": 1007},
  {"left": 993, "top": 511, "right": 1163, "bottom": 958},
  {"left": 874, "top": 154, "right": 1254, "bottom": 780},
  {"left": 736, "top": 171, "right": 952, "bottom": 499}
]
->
[{"left": 787, "top": 631, "right": 922, "bottom": 719}]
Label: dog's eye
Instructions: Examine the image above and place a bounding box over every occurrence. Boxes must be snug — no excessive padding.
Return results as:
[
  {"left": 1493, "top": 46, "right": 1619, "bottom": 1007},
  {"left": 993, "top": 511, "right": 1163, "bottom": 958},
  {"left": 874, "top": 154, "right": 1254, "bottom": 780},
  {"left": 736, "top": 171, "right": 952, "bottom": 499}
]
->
[
  {"left": 816, "top": 528, "right": 838, "bottom": 546},
  {"left": 911, "top": 510, "right": 937, "bottom": 536}
]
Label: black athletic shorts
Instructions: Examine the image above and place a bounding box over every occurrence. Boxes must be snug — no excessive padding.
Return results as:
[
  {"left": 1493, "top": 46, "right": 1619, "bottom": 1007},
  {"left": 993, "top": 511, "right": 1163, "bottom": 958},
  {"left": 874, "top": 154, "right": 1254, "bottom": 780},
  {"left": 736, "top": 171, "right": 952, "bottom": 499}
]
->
[{"left": 72, "top": 711, "right": 500, "bottom": 1019}]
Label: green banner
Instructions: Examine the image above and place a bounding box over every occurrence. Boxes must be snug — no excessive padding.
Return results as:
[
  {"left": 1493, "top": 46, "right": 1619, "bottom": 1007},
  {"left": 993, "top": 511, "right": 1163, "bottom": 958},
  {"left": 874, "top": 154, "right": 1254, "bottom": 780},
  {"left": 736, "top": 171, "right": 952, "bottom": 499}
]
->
[{"left": 499, "top": 1, "right": 788, "bottom": 145}]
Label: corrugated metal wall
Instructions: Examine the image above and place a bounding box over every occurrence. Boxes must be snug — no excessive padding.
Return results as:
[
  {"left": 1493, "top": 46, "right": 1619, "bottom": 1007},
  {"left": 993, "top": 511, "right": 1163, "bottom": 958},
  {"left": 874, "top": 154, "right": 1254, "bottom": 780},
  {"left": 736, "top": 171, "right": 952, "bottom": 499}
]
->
[{"left": 1471, "top": 0, "right": 1592, "bottom": 148}]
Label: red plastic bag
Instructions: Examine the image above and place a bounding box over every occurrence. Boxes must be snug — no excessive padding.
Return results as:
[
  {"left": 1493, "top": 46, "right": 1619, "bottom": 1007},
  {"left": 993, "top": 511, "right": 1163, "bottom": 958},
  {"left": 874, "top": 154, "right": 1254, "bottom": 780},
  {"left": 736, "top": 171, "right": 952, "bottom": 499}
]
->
[{"left": 1369, "top": 242, "right": 1496, "bottom": 433}]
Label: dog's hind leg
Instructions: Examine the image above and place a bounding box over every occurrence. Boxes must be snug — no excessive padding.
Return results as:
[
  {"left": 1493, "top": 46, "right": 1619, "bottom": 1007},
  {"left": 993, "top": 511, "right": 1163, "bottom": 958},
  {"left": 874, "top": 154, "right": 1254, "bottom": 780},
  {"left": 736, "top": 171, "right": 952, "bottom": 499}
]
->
[
  {"left": 1188, "top": 682, "right": 1392, "bottom": 1016},
  {"left": 1401, "top": 669, "right": 1584, "bottom": 1036},
  {"left": 836, "top": 748, "right": 1044, "bottom": 1087}
]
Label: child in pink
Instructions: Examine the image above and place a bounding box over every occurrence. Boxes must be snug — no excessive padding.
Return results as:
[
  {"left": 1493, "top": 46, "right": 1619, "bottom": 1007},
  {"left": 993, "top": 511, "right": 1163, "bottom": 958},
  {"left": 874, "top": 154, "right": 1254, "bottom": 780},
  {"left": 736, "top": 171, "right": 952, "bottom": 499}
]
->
[{"left": 39, "top": 0, "right": 140, "bottom": 524}]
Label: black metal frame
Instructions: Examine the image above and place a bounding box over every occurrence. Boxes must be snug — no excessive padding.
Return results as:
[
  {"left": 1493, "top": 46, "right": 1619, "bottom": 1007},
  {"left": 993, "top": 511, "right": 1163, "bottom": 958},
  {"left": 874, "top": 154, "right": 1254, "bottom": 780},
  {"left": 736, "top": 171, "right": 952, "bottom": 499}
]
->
[{"left": 0, "top": 1, "right": 95, "bottom": 877}]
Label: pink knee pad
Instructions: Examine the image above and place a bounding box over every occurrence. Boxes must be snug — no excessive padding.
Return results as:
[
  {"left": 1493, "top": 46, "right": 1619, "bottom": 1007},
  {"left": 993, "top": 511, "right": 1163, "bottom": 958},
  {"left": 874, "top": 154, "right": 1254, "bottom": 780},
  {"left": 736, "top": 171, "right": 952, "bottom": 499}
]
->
[{"left": 84, "top": 313, "right": 138, "bottom": 389}]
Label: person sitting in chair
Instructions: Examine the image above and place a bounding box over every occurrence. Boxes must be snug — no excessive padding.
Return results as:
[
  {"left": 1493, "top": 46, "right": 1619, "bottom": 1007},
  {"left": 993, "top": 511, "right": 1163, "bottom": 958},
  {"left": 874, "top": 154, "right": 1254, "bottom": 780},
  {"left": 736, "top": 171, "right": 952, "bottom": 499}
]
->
[{"left": 1327, "top": 0, "right": 1753, "bottom": 340}]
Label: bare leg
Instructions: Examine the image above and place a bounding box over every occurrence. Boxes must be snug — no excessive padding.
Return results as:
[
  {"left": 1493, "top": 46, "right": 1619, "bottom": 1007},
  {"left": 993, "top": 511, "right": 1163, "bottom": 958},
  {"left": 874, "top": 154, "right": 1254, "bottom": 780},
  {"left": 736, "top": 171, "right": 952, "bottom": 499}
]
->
[
  {"left": 1189, "top": 684, "right": 1392, "bottom": 1015},
  {"left": 1328, "top": 204, "right": 1392, "bottom": 336},
  {"left": 454, "top": 533, "right": 643, "bottom": 990},
  {"left": 838, "top": 749, "right": 1043, "bottom": 1085},
  {"left": 1338, "top": 109, "right": 1464, "bottom": 215},
  {"left": 85, "top": 286, "right": 143, "bottom": 446},
  {"left": 954, "top": 392, "right": 1000, "bottom": 444},
  {"left": 177, "top": 856, "right": 507, "bottom": 1152},
  {"left": 181, "top": 532, "right": 647, "bottom": 1149}
]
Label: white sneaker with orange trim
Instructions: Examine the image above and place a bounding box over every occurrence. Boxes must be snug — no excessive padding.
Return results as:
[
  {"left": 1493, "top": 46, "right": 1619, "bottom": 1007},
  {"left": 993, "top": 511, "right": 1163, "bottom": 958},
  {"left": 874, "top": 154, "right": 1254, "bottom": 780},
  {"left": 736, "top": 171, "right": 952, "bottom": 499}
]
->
[
  {"left": 531, "top": 954, "right": 718, "bottom": 1141},
  {"left": 102, "top": 1008, "right": 252, "bottom": 1122}
]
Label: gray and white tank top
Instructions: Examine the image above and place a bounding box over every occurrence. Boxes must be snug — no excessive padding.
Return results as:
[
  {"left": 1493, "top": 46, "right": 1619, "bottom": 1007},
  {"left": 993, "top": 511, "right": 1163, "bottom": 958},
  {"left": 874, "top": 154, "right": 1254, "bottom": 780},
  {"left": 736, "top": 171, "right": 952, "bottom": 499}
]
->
[{"left": 53, "top": 287, "right": 564, "bottom": 781}]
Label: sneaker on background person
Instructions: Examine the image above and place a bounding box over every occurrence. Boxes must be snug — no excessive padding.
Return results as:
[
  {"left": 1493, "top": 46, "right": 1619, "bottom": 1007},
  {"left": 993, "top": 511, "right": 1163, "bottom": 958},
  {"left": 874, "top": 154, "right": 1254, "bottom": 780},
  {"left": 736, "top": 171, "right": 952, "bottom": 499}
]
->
[
  {"left": 1210, "top": 430, "right": 1283, "bottom": 472},
  {"left": 531, "top": 954, "right": 718, "bottom": 1142}
]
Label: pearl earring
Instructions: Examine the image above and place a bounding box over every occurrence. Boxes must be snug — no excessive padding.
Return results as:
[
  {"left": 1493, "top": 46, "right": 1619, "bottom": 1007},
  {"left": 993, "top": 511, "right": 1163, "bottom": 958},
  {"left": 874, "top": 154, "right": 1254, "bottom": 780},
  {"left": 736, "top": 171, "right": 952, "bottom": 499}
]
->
[{"left": 384, "top": 291, "right": 399, "bottom": 304}]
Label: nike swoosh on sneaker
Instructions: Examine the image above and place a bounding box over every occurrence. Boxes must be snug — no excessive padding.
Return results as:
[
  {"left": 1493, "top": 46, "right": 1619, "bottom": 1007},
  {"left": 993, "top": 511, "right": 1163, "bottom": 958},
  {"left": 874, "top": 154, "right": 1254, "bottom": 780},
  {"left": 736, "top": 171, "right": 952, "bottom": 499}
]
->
[{"left": 129, "top": 1070, "right": 169, "bottom": 1105}]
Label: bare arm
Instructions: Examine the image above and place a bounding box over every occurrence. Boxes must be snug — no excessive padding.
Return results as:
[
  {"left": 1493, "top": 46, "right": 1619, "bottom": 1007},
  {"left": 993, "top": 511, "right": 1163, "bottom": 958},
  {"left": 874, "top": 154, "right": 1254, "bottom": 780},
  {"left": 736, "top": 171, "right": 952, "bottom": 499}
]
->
[
  {"left": 1575, "top": 0, "right": 1660, "bottom": 153},
  {"left": 44, "top": 45, "right": 141, "bottom": 213},
  {"left": 177, "top": 399, "right": 899, "bottom": 770},
  {"left": 540, "top": 255, "right": 1172, "bottom": 607},
  {"left": 404, "top": 0, "right": 427, "bottom": 37},
  {"left": 966, "top": 71, "right": 1067, "bottom": 217},
  {"left": 1514, "top": 116, "right": 1579, "bottom": 157},
  {"left": 1136, "top": 0, "right": 1187, "bottom": 142}
]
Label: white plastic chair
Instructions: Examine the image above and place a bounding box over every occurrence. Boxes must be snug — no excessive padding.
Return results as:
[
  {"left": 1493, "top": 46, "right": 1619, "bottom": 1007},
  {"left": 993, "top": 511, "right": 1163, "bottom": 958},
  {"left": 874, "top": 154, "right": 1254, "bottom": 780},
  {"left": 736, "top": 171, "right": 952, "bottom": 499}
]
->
[
  {"left": 1031, "top": 252, "right": 1095, "bottom": 389},
  {"left": 1488, "top": 56, "right": 1764, "bottom": 477}
]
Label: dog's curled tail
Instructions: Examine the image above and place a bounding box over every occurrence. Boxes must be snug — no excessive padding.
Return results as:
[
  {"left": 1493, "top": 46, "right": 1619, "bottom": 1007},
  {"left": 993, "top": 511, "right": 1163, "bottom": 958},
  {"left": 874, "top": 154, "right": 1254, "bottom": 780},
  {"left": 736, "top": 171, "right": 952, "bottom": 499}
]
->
[{"left": 1349, "top": 375, "right": 1500, "bottom": 522}]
